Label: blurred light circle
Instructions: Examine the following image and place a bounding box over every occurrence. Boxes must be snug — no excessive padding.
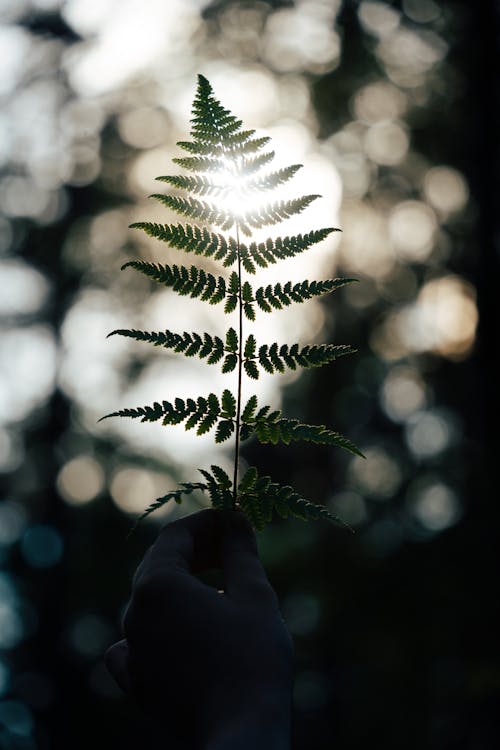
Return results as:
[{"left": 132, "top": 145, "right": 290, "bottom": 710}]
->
[
  {"left": 389, "top": 200, "right": 437, "bottom": 261},
  {"left": 412, "top": 483, "right": 461, "bottom": 531},
  {"left": 0, "top": 176, "right": 51, "bottom": 219},
  {"left": 0, "top": 501, "right": 27, "bottom": 546},
  {"left": 364, "top": 120, "right": 409, "bottom": 165},
  {"left": 118, "top": 107, "right": 168, "bottom": 149},
  {"left": 376, "top": 28, "right": 447, "bottom": 76},
  {"left": 336, "top": 153, "right": 372, "bottom": 197},
  {"left": 21, "top": 525, "right": 63, "bottom": 569},
  {"left": 405, "top": 410, "right": 451, "bottom": 458},
  {"left": 413, "top": 276, "right": 478, "bottom": 358},
  {"left": 349, "top": 447, "right": 402, "bottom": 498},
  {"left": 0, "top": 260, "right": 49, "bottom": 317},
  {"left": 0, "top": 700, "right": 33, "bottom": 737},
  {"left": 264, "top": 7, "right": 340, "bottom": 74},
  {"left": 423, "top": 166, "right": 469, "bottom": 215},
  {"left": 328, "top": 491, "right": 368, "bottom": 526},
  {"left": 0, "top": 325, "right": 57, "bottom": 423},
  {"left": 57, "top": 455, "right": 104, "bottom": 506},
  {"left": 338, "top": 201, "right": 395, "bottom": 279},
  {"left": 353, "top": 81, "right": 406, "bottom": 123},
  {"left": 0, "top": 604, "right": 23, "bottom": 650},
  {"left": 110, "top": 467, "right": 173, "bottom": 516},
  {"left": 381, "top": 365, "right": 426, "bottom": 422},
  {"left": 69, "top": 614, "right": 114, "bottom": 658},
  {"left": 403, "top": 0, "right": 441, "bottom": 24},
  {"left": 358, "top": 1, "right": 400, "bottom": 38}
]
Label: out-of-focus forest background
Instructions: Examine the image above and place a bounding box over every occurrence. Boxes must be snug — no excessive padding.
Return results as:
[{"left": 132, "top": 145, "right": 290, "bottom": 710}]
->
[{"left": 0, "top": 0, "right": 499, "bottom": 748}]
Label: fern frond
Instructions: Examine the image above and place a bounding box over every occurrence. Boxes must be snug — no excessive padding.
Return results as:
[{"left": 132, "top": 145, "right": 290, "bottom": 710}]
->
[
  {"left": 134, "top": 482, "right": 207, "bottom": 525},
  {"left": 122, "top": 261, "right": 226, "bottom": 305},
  {"left": 190, "top": 75, "right": 242, "bottom": 143},
  {"left": 255, "top": 278, "right": 357, "bottom": 312},
  {"left": 108, "top": 329, "right": 229, "bottom": 366},
  {"left": 100, "top": 390, "right": 237, "bottom": 443},
  {"left": 108, "top": 74, "right": 361, "bottom": 533},
  {"left": 239, "top": 151, "right": 275, "bottom": 176},
  {"left": 150, "top": 195, "right": 234, "bottom": 230},
  {"left": 198, "top": 465, "right": 233, "bottom": 509},
  {"left": 241, "top": 341, "right": 355, "bottom": 378},
  {"left": 155, "top": 175, "right": 226, "bottom": 197},
  {"left": 239, "top": 408, "right": 364, "bottom": 457},
  {"left": 238, "top": 228, "right": 339, "bottom": 271},
  {"left": 236, "top": 467, "right": 350, "bottom": 531},
  {"left": 172, "top": 156, "right": 226, "bottom": 173},
  {"left": 130, "top": 222, "right": 233, "bottom": 263},
  {"left": 241, "top": 195, "right": 320, "bottom": 230},
  {"left": 244, "top": 165, "right": 302, "bottom": 192}
]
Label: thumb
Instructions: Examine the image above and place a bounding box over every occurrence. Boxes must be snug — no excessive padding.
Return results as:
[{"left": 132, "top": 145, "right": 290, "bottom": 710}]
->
[
  {"left": 219, "top": 511, "right": 275, "bottom": 603},
  {"left": 105, "top": 639, "right": 132, "bottom": 693}
]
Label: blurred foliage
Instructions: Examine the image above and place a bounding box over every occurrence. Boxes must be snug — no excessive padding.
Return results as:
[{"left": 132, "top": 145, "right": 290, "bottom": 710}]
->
[{"left": 0, "top": 0, "right": 498, "bottom": 749}]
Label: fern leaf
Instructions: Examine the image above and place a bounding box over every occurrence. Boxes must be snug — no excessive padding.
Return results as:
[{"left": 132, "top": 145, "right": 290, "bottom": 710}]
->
[
  {"left": 241, "top": 195, "right": 320, "bottom": 230},
  {"left": 240, "top": 411, "right": 363, "bottom": 458},
  {"left": 244, "top": 360, "right": 259, "bottom": 380},
  {"left": 155, "top": 174, "right": 226, "bottom": 197},
  {"left": 99, "top": 401, "right": 168, "bottom": 423},
  {"left": 236, "top": 468, "right": 350, "bottom": 531},
  {"left": 239, "top": 151, "right": 275, "bottom": 176},
  {"left": 225, "top": 327, "right": 238, "bottom": 353},
  {"left": 241, "top": 395, "right": 258, "bottom": 422},
  {"left": 171, "top": 156, "right": 226, "bottom": 173},
  {"left": 221, "top": 389, "right": 236, "bottom": 418},
  {"left": 111, "top": 74, "right": 359, "bottom": 532},
  {"left": 244, "top": 164, "right": 302, "bottom": 192},
  {"left": 130, "top": 222, "right": 233, "bottom": 263},
  {"left": 198, "top": 466, "right": 233, "bottom": 510},
  {"left": 238, "top": 227, "right": 340, "bottom": 269},
  {"left": 255, "top": 277, "right": 357, "bottom": 311},
  {"left": 107, "top": 328, "right": 241, "bottom": 371},
  {"left": 244, "top": 334, "right": 256, "bottom": 359},
  {"left": 215, "top": 420, "right": 234, "bottom": 443},
  {"left": 134, "top": 482, "right": 207, "bottom": 525},
  {"left": 238, "top": 466, "right": 258, "bottom": 493},
  {"left": 252, "top": 342, "right": 355, "bottom": 374},
  {"left": 150, "top": 195, "right": 234, "bottom": 230},
  {"left": 122, "top": 261, "right": 227, "bottom": 306},
  {"left": 100, "top": 390, "right": 240, "bottom": 445}
]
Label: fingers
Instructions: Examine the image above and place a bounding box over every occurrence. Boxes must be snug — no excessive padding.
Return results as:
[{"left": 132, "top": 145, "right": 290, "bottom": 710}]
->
[
  {"left": 130, "top": 508, "right": 275, "bottom": 608},
  {"left": 145, "top": 508, "right": 221, "bottom": 575},
  {"left": 105, "top": 639, "right": 132, "bottom": 693},
  {"left": 127, "top": 510, "right": 222, "bottom": 618},
  {"left": 219, "top": 511, "right": 276, "bottom": 603}
]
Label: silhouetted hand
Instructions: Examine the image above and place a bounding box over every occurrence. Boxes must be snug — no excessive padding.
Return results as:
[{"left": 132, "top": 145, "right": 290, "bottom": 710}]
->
[{"left": 105, "top": 508, "right": 293, "bottom": 750}]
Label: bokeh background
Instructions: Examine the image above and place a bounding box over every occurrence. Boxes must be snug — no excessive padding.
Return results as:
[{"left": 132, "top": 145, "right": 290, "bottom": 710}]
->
[{"left": 1, "top": 0, "right": 499, "bottom": 748}]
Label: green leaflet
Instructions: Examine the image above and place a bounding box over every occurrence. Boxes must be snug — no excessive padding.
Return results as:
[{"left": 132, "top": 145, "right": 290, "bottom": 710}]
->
[
  {"left": 131, "top": 482, "right": 207, "bottom": 529},
  {"left": 105, "top": 74, "right": 362, "bottom": 533},
  {"left": 238, "top": 401, "right": 364, "bottom": 458},
  {"left": 237, "top": 466, "right": 351, "bottom": 532},
  {"left": 100, "top": 391, "right": 236, "bottom": 443},
  {"left": 239, "top": 341, "right": 356, "bottom": 379},
  {"left": 122, "top": 261, "right": 226, "bottom": 305}
]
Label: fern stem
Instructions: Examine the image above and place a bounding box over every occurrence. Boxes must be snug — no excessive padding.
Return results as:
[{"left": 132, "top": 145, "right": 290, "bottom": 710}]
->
[{"left": 233, "top": 222, "right": 243, "bottom": 508}]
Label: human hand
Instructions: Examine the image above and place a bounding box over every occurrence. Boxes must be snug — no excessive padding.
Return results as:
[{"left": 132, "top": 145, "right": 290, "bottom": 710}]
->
[{"left": 105, "top": 509, "right": 293, "bottom": 750}]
